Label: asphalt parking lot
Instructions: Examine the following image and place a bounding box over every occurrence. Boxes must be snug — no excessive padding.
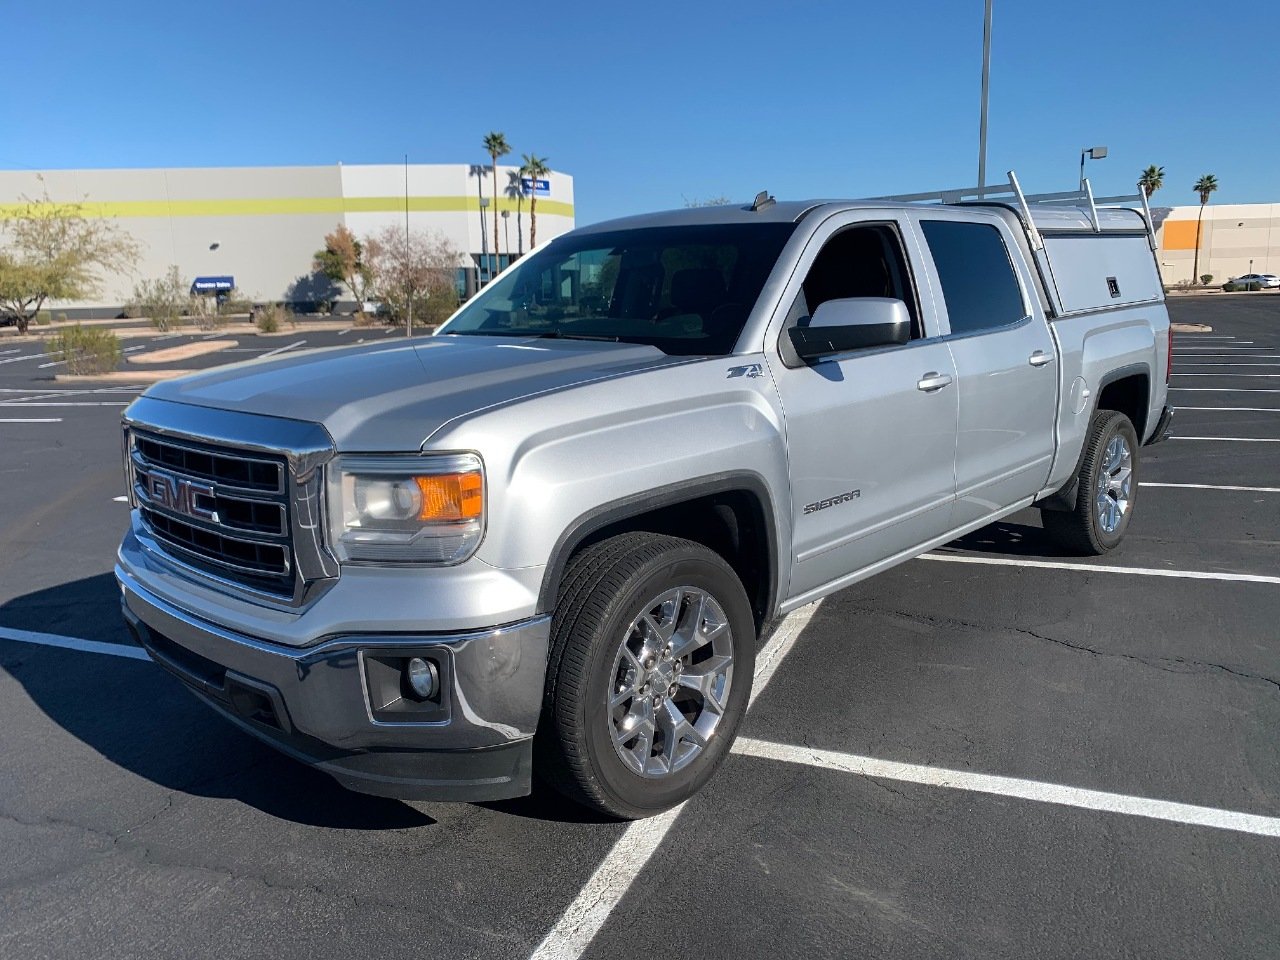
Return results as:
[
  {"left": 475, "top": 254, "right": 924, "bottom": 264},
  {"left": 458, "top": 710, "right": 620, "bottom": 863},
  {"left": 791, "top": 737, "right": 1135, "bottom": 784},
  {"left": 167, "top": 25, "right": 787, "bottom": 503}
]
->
[{"left": 1, "top": 296, "right": 1277, "bottom": 959}]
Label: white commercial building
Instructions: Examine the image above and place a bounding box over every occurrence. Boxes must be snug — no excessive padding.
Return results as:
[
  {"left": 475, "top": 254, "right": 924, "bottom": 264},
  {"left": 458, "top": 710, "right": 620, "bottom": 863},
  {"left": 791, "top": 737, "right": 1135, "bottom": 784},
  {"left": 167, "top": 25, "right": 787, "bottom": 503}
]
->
[{"left": 0, "top": 162, "right": 576, "bottom": 309}]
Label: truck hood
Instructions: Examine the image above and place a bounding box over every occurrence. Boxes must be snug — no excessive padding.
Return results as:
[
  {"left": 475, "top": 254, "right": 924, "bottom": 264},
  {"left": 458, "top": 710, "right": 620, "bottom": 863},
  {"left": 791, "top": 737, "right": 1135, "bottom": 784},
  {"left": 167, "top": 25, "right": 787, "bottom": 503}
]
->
[{"left": 144, "top": 335, "right": 683, "bottom": 451}]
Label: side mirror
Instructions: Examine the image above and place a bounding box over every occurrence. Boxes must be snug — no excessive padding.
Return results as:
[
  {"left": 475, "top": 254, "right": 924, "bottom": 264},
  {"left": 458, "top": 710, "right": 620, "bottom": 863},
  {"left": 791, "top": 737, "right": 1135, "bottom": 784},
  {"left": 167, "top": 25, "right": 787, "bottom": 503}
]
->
[{"left": 788, "top": 297, "right": 911, "bottom": 361}]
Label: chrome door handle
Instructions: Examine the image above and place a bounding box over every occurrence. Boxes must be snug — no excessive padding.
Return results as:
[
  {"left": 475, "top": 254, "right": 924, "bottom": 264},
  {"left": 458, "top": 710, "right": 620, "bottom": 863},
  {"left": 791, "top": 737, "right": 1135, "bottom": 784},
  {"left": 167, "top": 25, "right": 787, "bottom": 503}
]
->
[
  {"left": 917, "top": 372, "right": 953, "bottom": 392},
  {"left": 1029, "top": 350, "right": 1055, "bottom": 367}
]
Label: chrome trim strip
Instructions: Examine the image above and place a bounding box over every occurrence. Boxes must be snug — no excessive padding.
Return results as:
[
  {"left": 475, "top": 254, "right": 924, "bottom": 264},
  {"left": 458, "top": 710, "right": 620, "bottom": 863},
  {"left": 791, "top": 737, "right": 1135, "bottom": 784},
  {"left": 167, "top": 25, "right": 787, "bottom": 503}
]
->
[{"left": 120, "top": 564, "right": 551, "bottom": 659}]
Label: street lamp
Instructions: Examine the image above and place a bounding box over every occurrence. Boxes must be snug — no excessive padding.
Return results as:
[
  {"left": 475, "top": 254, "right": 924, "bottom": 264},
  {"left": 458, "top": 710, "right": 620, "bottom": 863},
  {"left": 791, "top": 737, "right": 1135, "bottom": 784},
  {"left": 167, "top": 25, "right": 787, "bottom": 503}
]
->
[{"left": 1079, "top": 146, "right": 1108, "bottom": 189}]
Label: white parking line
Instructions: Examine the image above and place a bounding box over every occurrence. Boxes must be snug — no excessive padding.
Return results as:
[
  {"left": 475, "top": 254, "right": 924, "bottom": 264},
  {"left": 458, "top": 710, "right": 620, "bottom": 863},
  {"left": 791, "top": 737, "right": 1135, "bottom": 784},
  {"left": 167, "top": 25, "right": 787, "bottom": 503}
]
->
[
  {"left": 259, "top": 339, "right": 306, "bottom": 359},
  {"left": 1171, "top": 436, "right": 1280, "bottom": 443},
  {"left": 0, "top": 351, "right": 54, "bottom": 365},
  {"left": 922, "top": 554, "right": 1280, "bottom": 584},
  {"left": 733, "top": 739, "right": 1280, "bottom": 839},
  {"left": 36, "top": 359, "right": 66, "bottom": 369},
  {"left": 0, "top": 418, "right": 62, "bottom": 423},
  {"left": 338, "top": 328, "right": 352, "bottom": 335},
  {"left": 528, "top": 602, "right": 823, "bottom": 960},
  {"left": 1143, "top": 482, "right": 1280, "bottom": 493},
  {"left": 0, "top": 401, "right": 130, "bottom": 407},
  {"left": 0, "top": 348, "right": 18, "bottom": 356},
  {"left": 0, "top": 387, "right": 140, "bottom": 394},
  {"left": 0, "top": 626, "right": 150, "bottom": 661},
  {"left": 1175, "top": 407, "right": 1280, "bottom": 413},
  {"left": 113, "top": 495, "right": 130, "bottom": 502},
  {"left": 1171, "top": 387, "right": 1280, "bottom": 393}
]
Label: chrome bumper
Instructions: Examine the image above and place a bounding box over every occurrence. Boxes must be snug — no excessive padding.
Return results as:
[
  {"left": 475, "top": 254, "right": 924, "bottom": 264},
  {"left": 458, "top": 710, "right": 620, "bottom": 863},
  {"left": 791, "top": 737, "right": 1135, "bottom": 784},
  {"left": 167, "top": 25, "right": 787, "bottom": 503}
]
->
[{"left": 118, "top": 567, "right": 550, "bottom": 802}]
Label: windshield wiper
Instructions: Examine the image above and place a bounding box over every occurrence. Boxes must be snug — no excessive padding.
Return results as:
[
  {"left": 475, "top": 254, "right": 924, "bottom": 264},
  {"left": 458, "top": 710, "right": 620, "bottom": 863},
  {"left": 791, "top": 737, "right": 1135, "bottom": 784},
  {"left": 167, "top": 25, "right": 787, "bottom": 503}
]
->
[
  {"left": 440, "top": 328, "right": 620, "bottom": 342},
  {"left": 529, "top": 330, "right": 620, "bottom": 342}
]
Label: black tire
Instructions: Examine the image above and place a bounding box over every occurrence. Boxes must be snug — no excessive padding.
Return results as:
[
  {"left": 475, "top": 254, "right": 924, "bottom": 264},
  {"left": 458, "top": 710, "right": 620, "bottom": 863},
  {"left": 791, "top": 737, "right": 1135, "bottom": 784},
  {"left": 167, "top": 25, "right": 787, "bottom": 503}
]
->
[
  {"left": 1041, "top": 409, "right": 1140, "bottom": 555},
  {"left": 535, "top": 532, "right": 756, "bottom": 819}
]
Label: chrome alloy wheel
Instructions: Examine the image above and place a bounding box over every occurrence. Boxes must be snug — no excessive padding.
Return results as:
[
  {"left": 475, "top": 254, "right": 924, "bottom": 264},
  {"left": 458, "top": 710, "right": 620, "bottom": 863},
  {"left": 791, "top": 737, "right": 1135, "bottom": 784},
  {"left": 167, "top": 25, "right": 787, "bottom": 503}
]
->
[
  {"left": 1095, "top": 433, "right": 1134, "bottom": 534},
  {"left": 607, "top": 586, "right": 734, "bottom": 779}
]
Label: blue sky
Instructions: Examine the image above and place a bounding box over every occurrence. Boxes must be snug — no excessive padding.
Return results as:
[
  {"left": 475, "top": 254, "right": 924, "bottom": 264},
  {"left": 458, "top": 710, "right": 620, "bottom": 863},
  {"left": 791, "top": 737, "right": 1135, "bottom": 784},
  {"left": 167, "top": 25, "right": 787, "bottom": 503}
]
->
[{"left": 4, "top": 0, "right": 1274, "bottom": 224}]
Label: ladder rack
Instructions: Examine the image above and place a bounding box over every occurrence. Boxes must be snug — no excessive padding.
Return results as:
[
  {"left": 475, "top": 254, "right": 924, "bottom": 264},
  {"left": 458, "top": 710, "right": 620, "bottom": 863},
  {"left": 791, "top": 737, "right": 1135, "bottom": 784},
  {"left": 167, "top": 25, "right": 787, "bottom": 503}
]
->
[{"left": 865, "top": 169, "right": 1156, "bottom": 250}]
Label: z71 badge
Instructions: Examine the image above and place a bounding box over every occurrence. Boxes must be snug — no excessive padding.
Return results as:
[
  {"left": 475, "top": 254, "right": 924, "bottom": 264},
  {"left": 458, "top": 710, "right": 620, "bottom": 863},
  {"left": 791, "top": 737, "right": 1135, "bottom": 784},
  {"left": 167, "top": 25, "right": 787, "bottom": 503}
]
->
[{"left": 803, "top": 489, "right": 861, "bottom": 514}]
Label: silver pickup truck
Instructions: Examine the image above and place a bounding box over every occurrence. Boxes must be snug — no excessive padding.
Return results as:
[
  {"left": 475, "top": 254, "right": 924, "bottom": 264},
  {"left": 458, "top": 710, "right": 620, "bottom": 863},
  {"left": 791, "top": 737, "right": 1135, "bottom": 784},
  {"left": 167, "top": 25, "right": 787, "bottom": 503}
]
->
[{"left": 118, "top": 176, "right": 1173, "bottom": 819}]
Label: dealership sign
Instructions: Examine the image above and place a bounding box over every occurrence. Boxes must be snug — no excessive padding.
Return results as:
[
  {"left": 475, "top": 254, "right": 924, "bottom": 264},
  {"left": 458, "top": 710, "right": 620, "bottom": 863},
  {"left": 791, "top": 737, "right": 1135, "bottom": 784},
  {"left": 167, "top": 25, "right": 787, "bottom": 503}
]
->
[
  {"left": 191, "top": 276, "right": 235, "bottom": 294},
  {"left": 520, "top": 177, "right": 550, "bottom": 196}
]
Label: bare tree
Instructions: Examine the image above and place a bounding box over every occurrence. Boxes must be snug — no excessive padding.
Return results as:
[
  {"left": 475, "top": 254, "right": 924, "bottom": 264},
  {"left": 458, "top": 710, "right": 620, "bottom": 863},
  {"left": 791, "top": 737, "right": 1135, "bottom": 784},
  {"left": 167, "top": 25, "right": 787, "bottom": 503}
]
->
[
  {"left": 367, "top": 226, "right": 463, "bottom": 329},
  {"left": 0, "top": 182, "right": 139, "bottom": 334}
]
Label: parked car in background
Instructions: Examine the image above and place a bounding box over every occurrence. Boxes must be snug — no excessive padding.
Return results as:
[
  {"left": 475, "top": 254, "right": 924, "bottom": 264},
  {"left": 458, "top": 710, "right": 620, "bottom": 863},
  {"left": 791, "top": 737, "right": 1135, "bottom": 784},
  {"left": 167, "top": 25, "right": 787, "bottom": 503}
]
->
[{"left": 1223, "top": 274, "right": 1280, "bottom": 291}]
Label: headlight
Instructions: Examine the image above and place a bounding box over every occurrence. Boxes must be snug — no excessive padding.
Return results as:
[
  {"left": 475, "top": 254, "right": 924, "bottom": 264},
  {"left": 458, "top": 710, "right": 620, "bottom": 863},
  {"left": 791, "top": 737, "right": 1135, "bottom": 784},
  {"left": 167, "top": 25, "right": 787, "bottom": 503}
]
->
[{"left": 326, "top": 453, "right": 484, "bottom": 564}]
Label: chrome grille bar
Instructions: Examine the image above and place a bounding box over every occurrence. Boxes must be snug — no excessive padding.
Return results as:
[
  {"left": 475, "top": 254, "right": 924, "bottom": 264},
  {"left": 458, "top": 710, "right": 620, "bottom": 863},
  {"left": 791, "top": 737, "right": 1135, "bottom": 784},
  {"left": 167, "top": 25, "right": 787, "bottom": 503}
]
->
[{"left": 131, "top": 429, "right": 293, "bottom": 593}]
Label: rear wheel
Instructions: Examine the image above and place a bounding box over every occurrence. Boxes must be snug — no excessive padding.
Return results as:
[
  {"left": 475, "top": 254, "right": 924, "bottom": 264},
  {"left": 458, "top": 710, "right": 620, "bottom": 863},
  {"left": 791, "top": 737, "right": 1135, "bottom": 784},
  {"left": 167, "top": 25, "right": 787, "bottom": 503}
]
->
[
  {"left": 536, "top": 532, "right": 756, "bottom": 819},
  {"left": 1041, "top": 409, "right": 1139, "bottom": 555}
]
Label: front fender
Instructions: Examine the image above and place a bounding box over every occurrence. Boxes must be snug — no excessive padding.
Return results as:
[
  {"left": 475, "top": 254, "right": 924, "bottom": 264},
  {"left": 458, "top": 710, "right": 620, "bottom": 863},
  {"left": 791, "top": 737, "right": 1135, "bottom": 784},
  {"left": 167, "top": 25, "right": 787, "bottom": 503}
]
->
[{"left": 428, "top": 357, "right": 793, "bottom": 612}]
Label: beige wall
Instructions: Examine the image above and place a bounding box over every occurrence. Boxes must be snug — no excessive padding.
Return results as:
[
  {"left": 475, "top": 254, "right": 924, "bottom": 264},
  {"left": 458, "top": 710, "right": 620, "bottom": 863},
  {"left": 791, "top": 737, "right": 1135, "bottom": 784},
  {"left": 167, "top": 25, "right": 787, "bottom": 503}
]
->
[
  {"left": 0, "top": 163, "right": 575, "bottom": 307},
  {"left": 1153, "top": 202, "right": 1280, "bottom": 284}
]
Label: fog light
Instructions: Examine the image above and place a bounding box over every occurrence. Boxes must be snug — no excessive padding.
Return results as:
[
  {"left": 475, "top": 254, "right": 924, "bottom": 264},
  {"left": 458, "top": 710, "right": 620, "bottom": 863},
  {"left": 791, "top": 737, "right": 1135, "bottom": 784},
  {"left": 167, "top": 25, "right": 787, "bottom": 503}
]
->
[{"left": 405, "top": 657, "right": 438, "bottom": 700}]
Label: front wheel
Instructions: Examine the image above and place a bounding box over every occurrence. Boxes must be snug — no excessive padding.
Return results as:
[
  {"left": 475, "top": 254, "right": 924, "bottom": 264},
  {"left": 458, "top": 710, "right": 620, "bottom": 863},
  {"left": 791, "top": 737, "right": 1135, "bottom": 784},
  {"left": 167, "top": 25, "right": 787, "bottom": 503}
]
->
[
  {"left": 536, "top": 533, "right": 756, "bottom": 819},
  {"left": 1041, "top": 409, "right": 1139, "bottom": 555}
]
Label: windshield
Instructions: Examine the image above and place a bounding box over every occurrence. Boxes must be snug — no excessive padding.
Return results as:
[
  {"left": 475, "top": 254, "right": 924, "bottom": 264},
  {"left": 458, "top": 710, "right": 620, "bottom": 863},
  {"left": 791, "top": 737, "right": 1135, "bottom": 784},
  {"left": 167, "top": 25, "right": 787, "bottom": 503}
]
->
[{"left": 438, "top": 222, "right": 797, "bottom": 355}]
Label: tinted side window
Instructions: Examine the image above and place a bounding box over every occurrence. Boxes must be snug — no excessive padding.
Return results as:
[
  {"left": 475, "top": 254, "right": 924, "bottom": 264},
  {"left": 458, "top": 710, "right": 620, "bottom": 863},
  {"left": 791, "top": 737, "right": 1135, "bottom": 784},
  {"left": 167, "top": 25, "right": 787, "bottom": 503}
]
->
[{"left": 920, "top": 220, "right": 1026, "bottom": 335}]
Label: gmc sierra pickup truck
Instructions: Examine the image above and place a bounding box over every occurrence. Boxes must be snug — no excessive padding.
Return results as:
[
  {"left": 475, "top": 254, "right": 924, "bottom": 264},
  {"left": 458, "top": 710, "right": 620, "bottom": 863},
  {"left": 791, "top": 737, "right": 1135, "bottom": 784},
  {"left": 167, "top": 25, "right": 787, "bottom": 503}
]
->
[{"left": 118, "top": 176, "right": 1173, "bottom": 819}]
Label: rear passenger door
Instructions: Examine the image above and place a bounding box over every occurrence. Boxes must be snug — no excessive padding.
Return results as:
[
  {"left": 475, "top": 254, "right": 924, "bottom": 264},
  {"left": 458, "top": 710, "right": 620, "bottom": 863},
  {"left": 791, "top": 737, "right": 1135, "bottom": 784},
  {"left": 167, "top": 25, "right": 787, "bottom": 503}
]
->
[
  {"left": 767, "top": 213, "right": 959, "bottom": 603},
  {"left": 910, "top": 213, "right": 1058, "bottom": 528}
]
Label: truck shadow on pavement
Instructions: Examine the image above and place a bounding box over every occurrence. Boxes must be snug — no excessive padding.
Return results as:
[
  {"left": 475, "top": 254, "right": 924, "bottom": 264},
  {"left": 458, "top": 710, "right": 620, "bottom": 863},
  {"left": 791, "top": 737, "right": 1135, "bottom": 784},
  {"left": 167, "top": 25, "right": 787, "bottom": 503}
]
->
[
  {"left": 940, "top": 519, "right": 1076, "bottom": 558},
  {"left": 1, "top": 573, "right": 438, "bottom": 830}
]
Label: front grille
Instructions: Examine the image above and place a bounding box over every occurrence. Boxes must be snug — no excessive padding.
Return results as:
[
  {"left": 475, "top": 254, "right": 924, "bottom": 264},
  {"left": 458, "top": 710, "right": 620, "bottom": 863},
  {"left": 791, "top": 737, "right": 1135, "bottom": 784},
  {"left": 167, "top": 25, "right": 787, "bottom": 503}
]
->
[{"left": 131, "top": 430, "right": 294, "bottom": 595}]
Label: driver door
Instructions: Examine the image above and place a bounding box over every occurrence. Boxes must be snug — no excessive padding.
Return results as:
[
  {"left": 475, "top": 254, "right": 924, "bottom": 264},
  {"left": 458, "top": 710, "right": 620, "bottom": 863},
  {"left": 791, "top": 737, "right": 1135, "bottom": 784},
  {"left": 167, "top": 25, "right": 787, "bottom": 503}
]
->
[{"left": 767, "top": 214, "right": 958, "bottom": 603}]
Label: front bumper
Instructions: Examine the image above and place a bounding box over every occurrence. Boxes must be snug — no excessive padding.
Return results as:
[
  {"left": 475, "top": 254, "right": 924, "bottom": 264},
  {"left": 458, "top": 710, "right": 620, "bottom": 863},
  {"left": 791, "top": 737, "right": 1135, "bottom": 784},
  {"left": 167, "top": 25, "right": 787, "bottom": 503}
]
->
[{"left": 118, "top": 567, "right": 551, "bottom": 802}]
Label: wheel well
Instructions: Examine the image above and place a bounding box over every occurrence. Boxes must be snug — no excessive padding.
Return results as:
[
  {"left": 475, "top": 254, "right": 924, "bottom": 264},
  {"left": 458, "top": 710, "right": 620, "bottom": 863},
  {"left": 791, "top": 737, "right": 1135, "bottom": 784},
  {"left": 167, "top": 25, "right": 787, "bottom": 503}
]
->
[
  {"left": 549, "top": 489, "right": 775, "bottom": 630},
  {"left": 1096, "top": 373, "right": 1149, "bottom": 440}
]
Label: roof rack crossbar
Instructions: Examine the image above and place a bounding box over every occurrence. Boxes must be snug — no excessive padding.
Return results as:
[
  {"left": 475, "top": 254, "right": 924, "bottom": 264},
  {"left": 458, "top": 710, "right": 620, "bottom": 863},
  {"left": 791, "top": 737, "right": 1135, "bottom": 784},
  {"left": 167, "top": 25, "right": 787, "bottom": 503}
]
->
[{"left": 863, "top": 171, "right": 1145, "bottom": 210}]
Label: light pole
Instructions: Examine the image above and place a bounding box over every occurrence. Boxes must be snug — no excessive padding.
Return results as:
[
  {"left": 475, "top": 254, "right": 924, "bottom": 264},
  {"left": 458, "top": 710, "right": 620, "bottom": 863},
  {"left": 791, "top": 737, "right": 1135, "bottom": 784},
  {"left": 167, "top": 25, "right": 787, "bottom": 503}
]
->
[
  {"left": 977, "top": 0, "right": 993, "bottom": 196},
  {"left": 501, "top": 210, "right": 510, "bottom": 267},
  {"left": 479, "top": 197, "right": 491, "bottom": 286},
  {"left": 404, "top": 153, "right": 412, "bottom": 338},
  {"left": 1079, "top": 145, "right": 1108, "bottom": 189}
]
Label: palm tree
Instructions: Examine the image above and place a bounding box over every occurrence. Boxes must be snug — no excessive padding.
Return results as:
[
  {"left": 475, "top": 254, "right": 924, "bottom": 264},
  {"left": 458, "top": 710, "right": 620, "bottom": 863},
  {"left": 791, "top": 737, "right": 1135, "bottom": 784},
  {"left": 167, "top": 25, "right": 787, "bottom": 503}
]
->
[
  {"left": 521, "top": 153, "right": 550, "bottom": 249},
  {"left": 482, "top": 132, "right": 510, "bottom": 273},
  {"left": 1137, "top": 165, "right": 1164, "bottom": 198},
  {"left": 505, "top": 170, "right": 525, "bottom": 257},
  {"left": 1191, "top": 174, "right": 1219, "bottom": 284}
]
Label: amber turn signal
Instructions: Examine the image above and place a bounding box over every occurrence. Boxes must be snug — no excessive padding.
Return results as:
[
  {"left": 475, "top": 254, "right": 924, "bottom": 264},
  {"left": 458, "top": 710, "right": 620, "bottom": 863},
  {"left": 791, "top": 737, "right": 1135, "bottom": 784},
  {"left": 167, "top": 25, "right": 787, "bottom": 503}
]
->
[{"left": 413, "top": 472, "right": 483, "bottom": 522}]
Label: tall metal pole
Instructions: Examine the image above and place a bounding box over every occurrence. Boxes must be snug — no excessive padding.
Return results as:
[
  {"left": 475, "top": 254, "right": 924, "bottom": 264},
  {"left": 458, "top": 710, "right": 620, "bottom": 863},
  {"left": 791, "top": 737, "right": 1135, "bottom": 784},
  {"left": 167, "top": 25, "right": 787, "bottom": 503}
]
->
[
  {"left": 404, "top": 154, "right": 412, "bottom": 338},
  {"left": 977, "top": 0, "right": 993, "bottom": 197}
]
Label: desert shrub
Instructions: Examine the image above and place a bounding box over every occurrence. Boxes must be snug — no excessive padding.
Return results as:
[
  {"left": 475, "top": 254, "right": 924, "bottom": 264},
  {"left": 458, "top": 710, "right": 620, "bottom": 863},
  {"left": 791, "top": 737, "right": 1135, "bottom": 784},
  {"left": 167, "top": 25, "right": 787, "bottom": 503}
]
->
[
  {"left": 255, "top": 302, "right": 294, "bottom": 334},
  {"left": 1200, "top": 274, "right": 1213, "bottom": 285},
  {"left": 129, "top": 266, "right": 190, "bottom": 332},
  {"left": 34, "top": 309, "right": 52, "bottom": 326},
  {"left": 45, "top": 325, "right": 121, "bottom": 375}
]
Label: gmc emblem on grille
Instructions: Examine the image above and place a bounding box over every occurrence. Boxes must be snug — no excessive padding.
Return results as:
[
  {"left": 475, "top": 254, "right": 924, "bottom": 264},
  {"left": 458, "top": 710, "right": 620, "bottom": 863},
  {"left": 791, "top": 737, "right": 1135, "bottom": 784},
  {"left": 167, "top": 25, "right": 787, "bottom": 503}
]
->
[{"left": 147, "top": 470, "right": 219, "bottom": 523}]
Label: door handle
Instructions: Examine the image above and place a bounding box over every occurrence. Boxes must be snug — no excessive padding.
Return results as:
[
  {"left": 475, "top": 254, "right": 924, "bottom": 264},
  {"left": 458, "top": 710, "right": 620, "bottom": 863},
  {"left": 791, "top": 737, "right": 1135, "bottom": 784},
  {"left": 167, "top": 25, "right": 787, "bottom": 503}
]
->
[
  {"left": 1029, "top": 350, "right": 1055, "bottom": 367},
  {"left": 917, "top": 372, "right": 953, "bottom": 392}
]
